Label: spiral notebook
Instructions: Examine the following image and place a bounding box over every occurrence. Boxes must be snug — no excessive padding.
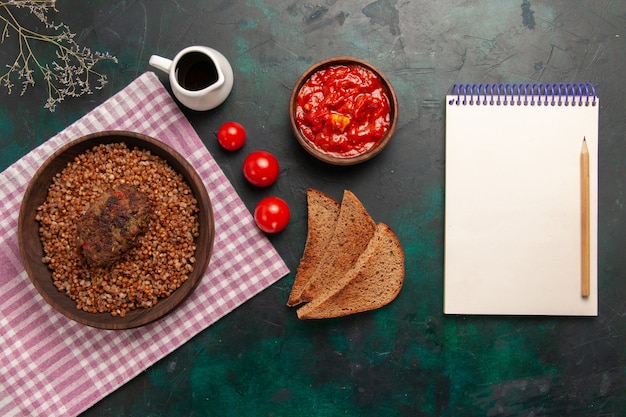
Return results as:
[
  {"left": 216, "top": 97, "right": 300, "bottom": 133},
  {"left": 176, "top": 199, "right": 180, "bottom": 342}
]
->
[{"left": 444, "top": 83, "right": 599, "bottom": 316}]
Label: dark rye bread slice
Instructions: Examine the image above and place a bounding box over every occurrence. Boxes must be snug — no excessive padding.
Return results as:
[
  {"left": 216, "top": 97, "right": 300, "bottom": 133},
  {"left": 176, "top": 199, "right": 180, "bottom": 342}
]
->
[
  {"left": 297, "top": 222, "right": 404, "bottom": 319},
  {"left": 299, "top": 190, "right": 376, "bottom": 303},
  {"left": 287, "top": 189, "right": 341, "bottom": 306}
]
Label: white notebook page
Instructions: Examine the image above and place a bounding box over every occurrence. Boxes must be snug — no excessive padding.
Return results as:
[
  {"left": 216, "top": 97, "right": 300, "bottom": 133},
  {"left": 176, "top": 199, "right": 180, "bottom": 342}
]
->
[{"left": 444, "top": 89, "right": 598, "bottom": 315}]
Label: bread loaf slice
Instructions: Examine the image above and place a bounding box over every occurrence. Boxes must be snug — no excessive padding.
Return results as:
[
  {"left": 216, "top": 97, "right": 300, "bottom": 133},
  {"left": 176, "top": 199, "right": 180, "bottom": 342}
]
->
[
  {"left": 297, "top": 222, "right": 404, "bottom": 319},
  {"left": 287, "top": 189, "right": 340, "bottom": 306},
  {"left": 299, "top": 190, "right": 376, "bottom": 303}
]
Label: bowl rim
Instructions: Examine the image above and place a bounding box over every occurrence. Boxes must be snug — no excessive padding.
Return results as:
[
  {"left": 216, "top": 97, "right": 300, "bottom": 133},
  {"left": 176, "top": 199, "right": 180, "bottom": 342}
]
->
[
  {"left": 289, "top": 56, "right": 399, "bottom": 166},
  {"left": 17, "top": 130, "right": 215, "bottom": 330}
]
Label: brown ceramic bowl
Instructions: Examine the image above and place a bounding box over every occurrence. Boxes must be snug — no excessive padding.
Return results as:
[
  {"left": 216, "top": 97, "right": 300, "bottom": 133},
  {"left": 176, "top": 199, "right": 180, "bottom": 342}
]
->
[
  {"left": 18, "top": 131, "right": 214, "bottom": 330},
  {"left": 289, "top": 56, "right": 398, "bottom": 165}
]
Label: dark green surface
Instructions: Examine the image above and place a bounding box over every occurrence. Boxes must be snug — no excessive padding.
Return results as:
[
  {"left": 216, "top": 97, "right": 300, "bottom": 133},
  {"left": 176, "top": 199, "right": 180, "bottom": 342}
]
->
[{"left": 2, "top": 1, "right": 625, "bottom": 416}]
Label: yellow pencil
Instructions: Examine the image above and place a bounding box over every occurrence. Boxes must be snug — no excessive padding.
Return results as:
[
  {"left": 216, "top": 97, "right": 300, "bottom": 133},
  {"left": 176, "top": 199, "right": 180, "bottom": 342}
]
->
[{"left": 581, "top": 138, "right": 590, "bottom": 297}]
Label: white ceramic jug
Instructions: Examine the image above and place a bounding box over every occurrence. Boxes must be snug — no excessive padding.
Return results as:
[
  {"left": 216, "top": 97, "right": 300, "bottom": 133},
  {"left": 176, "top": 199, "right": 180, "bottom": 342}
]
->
[{"left": 149, "top": 46, "right": 234, "bottom": 111}]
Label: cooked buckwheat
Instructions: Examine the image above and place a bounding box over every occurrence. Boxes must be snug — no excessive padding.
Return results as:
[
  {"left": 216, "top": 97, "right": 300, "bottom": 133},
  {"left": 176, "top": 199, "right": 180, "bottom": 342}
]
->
[{"left": 35, "top": 143, "right": 200, "bottom": 317}]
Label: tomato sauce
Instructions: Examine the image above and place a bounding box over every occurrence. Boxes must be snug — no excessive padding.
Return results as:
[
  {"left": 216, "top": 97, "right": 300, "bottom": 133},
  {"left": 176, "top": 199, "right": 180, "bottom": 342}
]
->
[{"left": 295, "top": 64, "right": 391, "bottom": 158}]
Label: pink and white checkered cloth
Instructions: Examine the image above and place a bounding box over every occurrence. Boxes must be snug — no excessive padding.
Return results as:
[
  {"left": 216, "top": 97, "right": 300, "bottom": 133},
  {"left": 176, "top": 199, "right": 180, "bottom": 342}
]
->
[{"left": 0, "top": 72, "right": 289, "bottom": 417}]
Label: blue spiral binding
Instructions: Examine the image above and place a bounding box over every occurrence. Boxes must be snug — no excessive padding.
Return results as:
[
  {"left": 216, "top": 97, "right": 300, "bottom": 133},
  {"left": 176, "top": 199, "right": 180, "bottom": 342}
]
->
[{"left": 448, "top": 83, "right": 597, "bottom": 106}]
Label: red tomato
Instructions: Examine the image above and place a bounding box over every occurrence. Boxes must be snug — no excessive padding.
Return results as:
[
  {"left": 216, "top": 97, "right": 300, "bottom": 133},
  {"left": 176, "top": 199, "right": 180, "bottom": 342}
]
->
[
  {"left": 217, "top": 121, "right": 246, "bottom": 150},
  {"left": 243, "top": 150, "right": 280, "bottom": 187},
  {"left": 254, "top": 196, "right": 290, "bottom": 233}
]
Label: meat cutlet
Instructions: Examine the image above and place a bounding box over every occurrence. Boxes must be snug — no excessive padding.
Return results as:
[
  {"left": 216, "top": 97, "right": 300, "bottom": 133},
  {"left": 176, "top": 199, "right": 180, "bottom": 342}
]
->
[{"left": 77, "top": 184, "right": 151, "bottom": 267}]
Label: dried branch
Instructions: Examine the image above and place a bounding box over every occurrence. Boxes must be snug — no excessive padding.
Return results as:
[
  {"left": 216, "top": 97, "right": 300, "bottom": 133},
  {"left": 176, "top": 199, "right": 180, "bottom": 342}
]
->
[{"left": 0, "top": 0, "right": 118, "bottom": 111}]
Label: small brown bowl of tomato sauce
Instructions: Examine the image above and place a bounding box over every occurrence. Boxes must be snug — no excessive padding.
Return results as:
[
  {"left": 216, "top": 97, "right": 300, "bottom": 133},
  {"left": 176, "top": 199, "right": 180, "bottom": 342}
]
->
[{"left": 289, "top": 57, "right": 398, "bottom": 165}]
